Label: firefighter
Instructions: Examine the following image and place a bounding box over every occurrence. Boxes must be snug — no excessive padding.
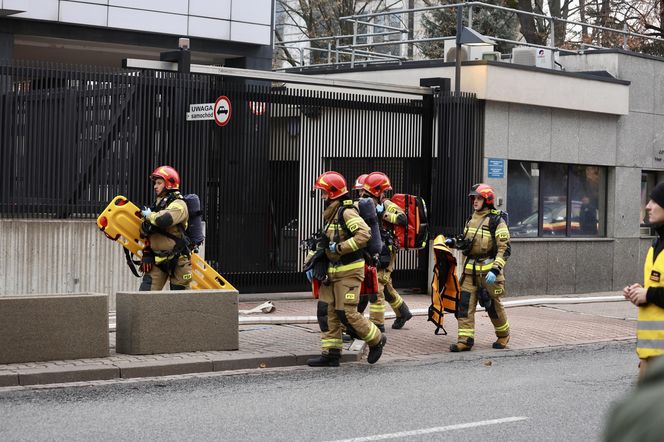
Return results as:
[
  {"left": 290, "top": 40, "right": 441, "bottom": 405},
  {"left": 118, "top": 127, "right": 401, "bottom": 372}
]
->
[
  {"left": 306, "top": 171, "right": 387, "bottom": 367},
  {"left": 363, "top": 171, "right": 414, "bottom": 331},
  {"left": 138, "top": 165, "right": 193, "bottom": 291},
  {"left": 623, "top": 181, "right": 664, "bottom": 381},
  {"left": 445, "top": 183, "right": 510, "bottom": 352}
]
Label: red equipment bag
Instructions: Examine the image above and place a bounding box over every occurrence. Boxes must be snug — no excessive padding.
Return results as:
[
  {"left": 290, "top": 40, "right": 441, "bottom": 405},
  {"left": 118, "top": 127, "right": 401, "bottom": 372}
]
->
[
  {"left": 312, "top": 278, "right": 320, "bottom": 299},
  {"left": 360, "top": 264, "right": 379, "bottom": 295},
  {"left": 391, "top": 194, "right": 429, "bottom": 249},
  {"left": 312, "top": 264, "right": 377, "bottom": 298}
]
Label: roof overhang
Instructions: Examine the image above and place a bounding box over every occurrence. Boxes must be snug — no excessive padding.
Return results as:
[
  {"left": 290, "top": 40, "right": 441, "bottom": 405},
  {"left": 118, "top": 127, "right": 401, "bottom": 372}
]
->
[{"left": 299, "top": 60, "right": 630, "bottom": 116}]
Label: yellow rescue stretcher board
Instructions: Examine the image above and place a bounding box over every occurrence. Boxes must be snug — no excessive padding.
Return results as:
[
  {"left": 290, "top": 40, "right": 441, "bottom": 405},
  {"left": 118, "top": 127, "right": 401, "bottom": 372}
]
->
[{"left": 96, "top": 195, "right": 236, "bottom": 291}]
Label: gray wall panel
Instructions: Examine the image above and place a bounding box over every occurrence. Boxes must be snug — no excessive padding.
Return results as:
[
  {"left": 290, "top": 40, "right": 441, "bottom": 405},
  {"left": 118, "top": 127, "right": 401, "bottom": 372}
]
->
[
  {"left": 578, "top": 113, "right": 618, "bottom": 165},
  {"left": 545, "top": 242, "right": 576, "bottom": 294},
  {"left": 616, "top": 112, "right": 654, "bottom": 168},
  {"left": 618, "top": 54, "right": 655, "bottom": 113},
  {"left": 612, "top": 167, "right": 642, "bottom": 238},
  {"left": 612, "top": 238, "right": 641, "bottom": 290},
  {"left": 575, "top": 242, "right": 614, "bottom": 292},
  {"left": 483, "top": 101, "right": 509, "bottom": 158},
  {"left": 550, "top": 109, "right": 580, "bottom": 164},
  {"left": 507, "top": 104, "right": 551, "bottom": 162},
  {"left": 655, "top": 66, "right": 664, "bottom": 115},
  {"left": 507, "top": 242, "right": 549, "bottom": 296}
]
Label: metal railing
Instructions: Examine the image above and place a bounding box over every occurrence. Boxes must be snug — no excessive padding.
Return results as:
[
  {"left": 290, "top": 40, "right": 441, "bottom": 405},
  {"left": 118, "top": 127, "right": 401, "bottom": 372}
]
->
[{"left": 275, "top": 1, "right": 664, "bottom": 69}]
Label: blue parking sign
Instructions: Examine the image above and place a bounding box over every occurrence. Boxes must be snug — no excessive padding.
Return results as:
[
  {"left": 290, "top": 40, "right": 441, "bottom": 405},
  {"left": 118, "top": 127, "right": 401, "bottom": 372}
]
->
[{"left": 487, "top": 158, "right": 504, "bottom": 178}]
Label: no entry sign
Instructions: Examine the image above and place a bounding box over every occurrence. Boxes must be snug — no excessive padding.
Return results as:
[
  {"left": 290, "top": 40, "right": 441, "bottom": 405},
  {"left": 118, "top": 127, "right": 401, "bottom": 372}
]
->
[{"left": 214, "top": 96, "right": 232, "bottom": 127}]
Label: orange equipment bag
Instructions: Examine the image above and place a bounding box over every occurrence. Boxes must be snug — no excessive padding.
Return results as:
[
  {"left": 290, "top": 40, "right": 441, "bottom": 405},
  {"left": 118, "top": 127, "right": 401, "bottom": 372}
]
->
[
  {"left": 391, "top": 194, "right": 429, "bottom": 250},
  {"left": 429, "top": 235, "right": 460, "bottom": 335},
  {"left": 312, "top": 264, "right": 377, "bottom": 299}
]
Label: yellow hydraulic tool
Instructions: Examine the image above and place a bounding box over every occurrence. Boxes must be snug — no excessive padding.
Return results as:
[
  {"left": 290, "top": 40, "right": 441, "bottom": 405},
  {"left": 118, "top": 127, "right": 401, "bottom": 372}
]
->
[{"left": 96, "top": 195, "right": 236, "bottom": 291}]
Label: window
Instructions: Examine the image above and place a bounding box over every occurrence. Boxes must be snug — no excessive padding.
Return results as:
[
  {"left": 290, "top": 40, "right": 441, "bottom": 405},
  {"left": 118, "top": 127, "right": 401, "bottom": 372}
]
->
[{"left": 507, "top": 161, "right": 607, "bottom": 238}]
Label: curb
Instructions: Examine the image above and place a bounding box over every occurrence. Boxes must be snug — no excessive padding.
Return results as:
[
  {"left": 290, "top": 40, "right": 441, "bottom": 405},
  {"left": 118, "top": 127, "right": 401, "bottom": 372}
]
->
[{"left": 0, "top": 351, "right": 363, "bottom": 388}]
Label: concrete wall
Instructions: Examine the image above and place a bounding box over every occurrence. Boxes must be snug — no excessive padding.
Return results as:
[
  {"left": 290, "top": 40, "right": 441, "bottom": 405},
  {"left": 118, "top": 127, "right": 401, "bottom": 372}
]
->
[{"left": 0, "top": 219, "right": 206, "bottom": 307}]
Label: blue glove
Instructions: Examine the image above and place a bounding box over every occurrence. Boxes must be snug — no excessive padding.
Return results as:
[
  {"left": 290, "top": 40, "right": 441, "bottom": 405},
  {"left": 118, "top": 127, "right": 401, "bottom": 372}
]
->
[
  {"left": 485, "top": 271, "right": 497, "bottom": 285},
  {"left": 306, "top": 269, "right": 314, "bottom": 282},
  {"left": 328, "top": 242, "right": 338, "bottom": 253},
  {"left": 141, "top": 207, "right": 152, "bottom": 218},
  {"left": 376, "top": 203, "right": 384, "bottom": 214}
]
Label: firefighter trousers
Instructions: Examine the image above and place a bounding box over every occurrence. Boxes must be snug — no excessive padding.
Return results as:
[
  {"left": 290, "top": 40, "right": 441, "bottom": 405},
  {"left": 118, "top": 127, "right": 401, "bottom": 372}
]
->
[
  {"left": 139, "top": 256, "right": 193, "bottom": 291},
  {"left": 370, "top": 268, "right": 409, "bottom": 326},
  {"left": 455, "top": 275, "right": 510, "bottom": 345},
  {"left": 318, "top": 274, "right": 383, "bottom": 354}
]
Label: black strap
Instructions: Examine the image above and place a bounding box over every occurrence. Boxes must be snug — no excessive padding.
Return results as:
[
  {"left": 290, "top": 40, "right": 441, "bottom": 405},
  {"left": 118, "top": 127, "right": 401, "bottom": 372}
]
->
[{"left": 123, "top": 248, "right": 141, "bottom": 278}]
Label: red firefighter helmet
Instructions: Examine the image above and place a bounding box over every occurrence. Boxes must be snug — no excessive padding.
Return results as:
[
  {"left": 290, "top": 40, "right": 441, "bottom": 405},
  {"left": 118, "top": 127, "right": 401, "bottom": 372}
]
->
[
  {"left": 314, "top": 171, "right": 348, "bottom": 200},
  {"left": 363, "top": 172, "right": 392, "bottom": 198},
  {"left": 469, "top": 183, "right": 495, "bottom": 205},
  {"left": 353, "top": 174, "right": 368, "bottom": 190},
  {"left": 150, "top": 165, "right": 180, "bottom": 190}
]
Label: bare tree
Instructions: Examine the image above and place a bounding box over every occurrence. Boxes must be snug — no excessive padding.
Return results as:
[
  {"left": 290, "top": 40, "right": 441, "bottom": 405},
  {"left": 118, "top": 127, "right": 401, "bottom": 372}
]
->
[{"left": 274, "top": 0, "right": 402, "bottom": 68}]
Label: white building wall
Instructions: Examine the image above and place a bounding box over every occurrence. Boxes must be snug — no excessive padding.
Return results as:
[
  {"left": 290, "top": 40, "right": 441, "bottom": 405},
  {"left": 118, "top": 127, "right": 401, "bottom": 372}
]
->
[{"left": 3, "top": 0, "right": 272, "bottom": 45}]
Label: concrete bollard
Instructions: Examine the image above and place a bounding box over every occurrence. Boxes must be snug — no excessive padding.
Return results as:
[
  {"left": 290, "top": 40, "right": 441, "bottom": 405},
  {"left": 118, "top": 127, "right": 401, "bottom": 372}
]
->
[
  {"left": 116, "top": 289, "right": 239, "bottom": 355},
  {"left": 0, "top": 293, "right": 109, "bottom": 364}
]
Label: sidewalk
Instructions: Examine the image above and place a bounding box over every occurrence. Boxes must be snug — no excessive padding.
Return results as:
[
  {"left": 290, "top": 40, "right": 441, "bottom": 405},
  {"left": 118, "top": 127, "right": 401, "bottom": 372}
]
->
[{"left": 0, "top": 292, "right": 636, "bottom": 389}]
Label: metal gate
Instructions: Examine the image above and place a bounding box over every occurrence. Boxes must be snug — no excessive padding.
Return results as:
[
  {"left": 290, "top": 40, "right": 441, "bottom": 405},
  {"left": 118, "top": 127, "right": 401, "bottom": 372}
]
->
[{"left": 0, "top": 61, "right": 482, "bottom": 293}]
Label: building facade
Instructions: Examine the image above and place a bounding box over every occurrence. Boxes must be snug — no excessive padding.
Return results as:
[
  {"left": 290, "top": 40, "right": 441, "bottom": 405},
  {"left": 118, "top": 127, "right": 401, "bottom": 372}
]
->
[{"left": 0, "top": 0, "right": 274, "bottom": 69}]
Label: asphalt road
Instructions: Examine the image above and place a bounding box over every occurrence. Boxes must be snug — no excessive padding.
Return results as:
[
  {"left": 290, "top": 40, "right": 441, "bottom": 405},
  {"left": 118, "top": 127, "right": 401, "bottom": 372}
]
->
[{"left": 0, "top": 341, "right": 637, "bottom": 442}]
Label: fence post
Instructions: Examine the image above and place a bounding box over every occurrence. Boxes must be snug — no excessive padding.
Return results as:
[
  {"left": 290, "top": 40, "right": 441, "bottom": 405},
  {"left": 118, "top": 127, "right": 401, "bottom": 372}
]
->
[{"left": 419, "top": 77, "right": 449, "bottom": 291}]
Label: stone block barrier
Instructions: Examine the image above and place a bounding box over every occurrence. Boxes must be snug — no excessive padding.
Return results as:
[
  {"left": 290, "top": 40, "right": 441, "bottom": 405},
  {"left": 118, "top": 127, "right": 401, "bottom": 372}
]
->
[
  {"left": 116, "top": 290, "right": 239, "bottom": 355},
  {"left": 0, "top": 293, "right": 109, "bottom": 364}
]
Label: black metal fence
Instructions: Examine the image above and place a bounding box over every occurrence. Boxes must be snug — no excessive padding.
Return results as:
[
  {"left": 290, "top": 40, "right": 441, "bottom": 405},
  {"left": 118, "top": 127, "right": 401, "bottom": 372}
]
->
[{"left": 0, "top": 60, "right": 483, "bottom": 293}]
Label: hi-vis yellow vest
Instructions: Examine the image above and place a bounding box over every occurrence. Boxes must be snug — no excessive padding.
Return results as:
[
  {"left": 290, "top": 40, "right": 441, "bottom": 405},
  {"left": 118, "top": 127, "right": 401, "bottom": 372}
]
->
[{"left": 638, "top": 246, "right": 664, "bottom": 358}]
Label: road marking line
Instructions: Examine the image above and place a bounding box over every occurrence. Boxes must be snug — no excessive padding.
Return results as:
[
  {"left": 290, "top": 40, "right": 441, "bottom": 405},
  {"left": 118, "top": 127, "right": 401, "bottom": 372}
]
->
[{"left": 326, "top": 416, "right": 529, "bottom": 442}]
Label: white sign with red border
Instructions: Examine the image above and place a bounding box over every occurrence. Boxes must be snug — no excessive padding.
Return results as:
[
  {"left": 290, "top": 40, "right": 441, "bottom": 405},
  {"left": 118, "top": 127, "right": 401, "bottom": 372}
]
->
[{"left": 214, "top": 96, "right": 232, "bottom": 127}]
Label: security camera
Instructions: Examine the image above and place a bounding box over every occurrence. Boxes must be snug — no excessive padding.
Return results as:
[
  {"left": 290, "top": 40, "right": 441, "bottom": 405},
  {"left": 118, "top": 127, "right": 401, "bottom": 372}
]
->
[{"left": 178, "top": 38, "right": 190, "bottom": 50}]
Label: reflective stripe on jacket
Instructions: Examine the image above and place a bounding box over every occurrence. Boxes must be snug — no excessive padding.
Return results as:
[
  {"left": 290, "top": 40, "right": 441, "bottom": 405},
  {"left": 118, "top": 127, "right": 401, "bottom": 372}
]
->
[
  {"left": 638, "top": 246, "right": 664, "bottom": 359},
  {"left": 462, "top": 208, "right": 510, "bottom": 276}
]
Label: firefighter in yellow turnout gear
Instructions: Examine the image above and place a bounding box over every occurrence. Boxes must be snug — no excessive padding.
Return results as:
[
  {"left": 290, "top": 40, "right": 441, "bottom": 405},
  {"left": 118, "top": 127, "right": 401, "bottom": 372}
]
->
[
  {"left": 139, "top": 165, "right": 193, "bottom": 291},
  {"left": 306, "top": 171, "right": 387, "bottom": 367},
  {"left": 362, "top": 172, "right": 413, "bottom": 330},
  {"left": 446, "top": 183, "right": 511, "bottom": 352}
]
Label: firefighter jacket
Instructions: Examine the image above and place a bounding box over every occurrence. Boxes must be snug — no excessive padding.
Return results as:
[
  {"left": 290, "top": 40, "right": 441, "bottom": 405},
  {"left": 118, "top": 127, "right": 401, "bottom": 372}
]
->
[
  {"left": 323, "top": 199, "right": 371, "bottom": 279},
  {"left": 379, "top": 198, "right": 407, "bottom": 272},
  {"left": 461, "top": 208, "right": 510, "bottom": 278},
  {"left": 637, "top": 241, "right": 664, "bottom": 359},
  {"left": 142, "top": 192, "right": 189, "bottom": 256}
]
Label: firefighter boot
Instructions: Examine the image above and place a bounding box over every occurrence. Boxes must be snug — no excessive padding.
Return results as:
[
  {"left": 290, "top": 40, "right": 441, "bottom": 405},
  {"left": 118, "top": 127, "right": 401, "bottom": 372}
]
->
[
  {"left": 392, "top": 303, "right": 413, "bottom": 329},
  {"left": 367, "top": 334, "right": 387, "bottom": 364},
  {"left": 450, "top": 338, "right": 474, "bottom": 352},
  {"left": 307, "top": 349, "right": 341, "bottom": 367},
  {"left": 493, "top": 335, "right": 510, "bottom": 349}
]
